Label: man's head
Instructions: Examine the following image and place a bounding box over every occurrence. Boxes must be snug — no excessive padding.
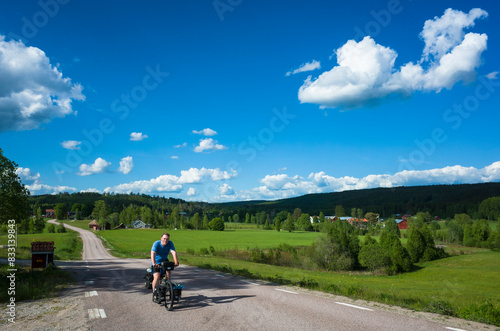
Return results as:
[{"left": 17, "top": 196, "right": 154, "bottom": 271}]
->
[{"left": 161, "top": 233, "right": 170, "bottom": 244}]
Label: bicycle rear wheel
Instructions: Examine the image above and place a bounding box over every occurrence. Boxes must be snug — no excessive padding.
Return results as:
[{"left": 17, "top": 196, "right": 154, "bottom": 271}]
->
[{"left": 164, "top": 281, "right": 174, "bottom": 311}]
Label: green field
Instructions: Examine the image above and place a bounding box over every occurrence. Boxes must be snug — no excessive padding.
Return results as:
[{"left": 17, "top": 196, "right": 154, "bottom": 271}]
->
[
  {"left": 96, "top": 228, "right": 321, "bottom": 258},
  {"left": 0, "top": 230, "right": 83, "bottom": 260}
]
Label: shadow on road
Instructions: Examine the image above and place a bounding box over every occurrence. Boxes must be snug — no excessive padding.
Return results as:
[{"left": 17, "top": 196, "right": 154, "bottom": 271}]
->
[{"left": 171, "top": 294, "right": 256, "bottom": 311}]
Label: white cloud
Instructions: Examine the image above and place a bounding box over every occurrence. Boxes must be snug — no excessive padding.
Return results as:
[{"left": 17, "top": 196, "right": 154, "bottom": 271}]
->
[
  {"left": 174, "top": 142, "right": 187, "bottom": 148},
  {"left": 130, "top": 132, "right": 148, "bottom": 141},
  {"left": 298, "top": 8, "right": 488, "bottom": 109},
  {"left": 193, "top": 128, "right": 217, "bottom": 136},
  {"left": 187, "top": 187, "right": 197, "bottom": 196},
  {"left": 193, "top": 138, "right": 228, "bottom": 153},
  {"left": 219, "top": 183, "right": 235, "bottom": 196},
  {"left": 486, "top": 72, "right": 498, "bottom": 80},
  {"left": 61, "top": 140, "right": 81, "bottom": 150},
  {"left": 81, "top": 188, "right": 100, "bottom": 193},
  {"left": 286, "top": 60, "right": 321, "bottom": 76},
  {"left": 236, "top": 161, "right": 500, "bottom": 201},
  {"left": 178, "top": 167, "right": 237, "bottom": 184},
  {"left": 0, "top": 36, "right": 85, "bottom": 132},
  {"left": 118, "top": 156, "right": 133, "bottom": 174},
  {"left": 171, "top": 156, "right": 179, "bottom": 159},
  {"left": 16, "top": 167, "right": 76, "bottom": 194},
  {"left": 104, "top": 167, "right": 237, "bottom": 194},
  {"left": 78, "top": 157, "right": 111, "bottom": 176}
]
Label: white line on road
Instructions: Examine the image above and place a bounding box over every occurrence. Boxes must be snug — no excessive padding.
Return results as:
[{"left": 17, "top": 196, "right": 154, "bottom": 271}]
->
[
  {"left": 335, "top": 302, "right": 373, "bottom": 311},
  {"left": 276, "top": 288, "right": 298, "bottom": 294},
  {"left": 85, "top": 291, "right": 98, "bottom": 297},
  {"left": 215, "top": 274, "right": 225, "bottom": 277},
  {"left": 84, "top": 281, "right": 94, "bottom": 285},
  {"left": 88, "top": 308, "right": 107, "bottom": 319},
  {"left": 446, "top": 327, "right": 467, "bottom": 331},
  {"left": 241, "top": 280, "right": 260, "bottom": 286}
]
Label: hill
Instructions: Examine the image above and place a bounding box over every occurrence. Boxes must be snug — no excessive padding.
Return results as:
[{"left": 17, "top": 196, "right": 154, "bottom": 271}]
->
[{"left": 216, "top": 182, "right": 500, "bottom": 218}]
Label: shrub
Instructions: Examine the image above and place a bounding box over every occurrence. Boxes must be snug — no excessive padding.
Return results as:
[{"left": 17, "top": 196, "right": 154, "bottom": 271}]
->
[
  {"left": 47, "top": 224, "right": 55, "bottom": 233},
  {"left": 209, "top": 218, "right": 225, "bottom": 231}
]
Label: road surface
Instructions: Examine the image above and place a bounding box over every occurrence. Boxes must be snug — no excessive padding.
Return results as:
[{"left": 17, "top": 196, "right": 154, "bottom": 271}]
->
[{"left": 48, "top": 220, "right": 492, "bottom": 331}]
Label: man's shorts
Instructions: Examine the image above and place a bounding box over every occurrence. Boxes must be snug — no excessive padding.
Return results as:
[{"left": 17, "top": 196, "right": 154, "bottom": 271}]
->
[{"left": 152, "top": 260, "right": 169, "bottom": 274}]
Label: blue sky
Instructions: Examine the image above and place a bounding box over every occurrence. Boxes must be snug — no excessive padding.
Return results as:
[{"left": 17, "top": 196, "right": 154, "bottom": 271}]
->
[{"left": 1, "top": 0, "right": 499, "bottom": 202}]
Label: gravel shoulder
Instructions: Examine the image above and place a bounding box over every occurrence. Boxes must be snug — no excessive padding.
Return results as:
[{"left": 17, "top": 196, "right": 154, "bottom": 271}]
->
[{"left": 1, "top": 284, "right": 88, "bottom": 330}]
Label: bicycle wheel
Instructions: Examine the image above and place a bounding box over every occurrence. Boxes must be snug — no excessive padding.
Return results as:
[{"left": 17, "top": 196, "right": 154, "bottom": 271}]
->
[{"left": 164, "top": 281, "right": 174, "bottom": 311}]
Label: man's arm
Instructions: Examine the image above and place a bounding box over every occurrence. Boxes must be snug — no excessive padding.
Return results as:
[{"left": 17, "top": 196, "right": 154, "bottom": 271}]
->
[
  {"left": 171, "top": 250, "right": 179, "bottom": 266},
  {"left": 151, "top": 250, "right": 157, "bottom": 267}
]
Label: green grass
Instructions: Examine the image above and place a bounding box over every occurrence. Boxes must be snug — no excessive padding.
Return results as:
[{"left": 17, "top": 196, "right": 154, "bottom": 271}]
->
[
  {"left": 95, "top": 228, "right": 321, "bottom": 258},
  {"left": 182, "top": 251, "right": 500, "bottom": 326},
  {"left": 0, "top": 230, "right": 83, "bottom": 260},
  {"left": 0, "top": 264, "right": 75, "bottom": 303}
]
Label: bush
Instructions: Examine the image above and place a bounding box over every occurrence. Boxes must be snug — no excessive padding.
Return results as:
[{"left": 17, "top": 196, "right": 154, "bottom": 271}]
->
[
  {"left": 47, "top": 224, "right": 55, "bottom": 233},
  {"left": 359, "top": 234, "right": 389, "bottom": 272},
  {"left": 56, "top": 223, "right": 66, "bottom": 233},
  {"left": 209, "top": 218, "right": 225, "bottom": 231}
]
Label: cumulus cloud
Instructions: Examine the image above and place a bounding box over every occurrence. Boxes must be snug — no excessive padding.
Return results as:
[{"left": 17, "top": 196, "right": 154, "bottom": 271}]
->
[
  {"left": 187, "top": 187, "right": 198, "bottom": 196},
  {"left": 104, "top": 167, "right": 237, "bottom": 194},
  {"left": 130, "top": 132, "right": 148, "bottom": 141},
  {"left": 298, "top": 8, "right": 488, "bottom": 109},
  {"left": 193, "top": 128, "right": 217, "bottom": 136},
  {"left": 286, "top": 60, "right": 321, "bottom": 76},
  {"left": 237, "top": 161, "right": 500, "bottom": 201},
  {"left": 219, "top": 183, "right": 235, "bottom": 196},
  {"left": 178, "top": 167, "right": 237, "bottom": 184},
  {"left": 61, "top": 140, "right": 81, "bottom": 150},
  {"left": 194, "top": 138, "right": 228, "bottom": 153},
  {"left": 16, "top": 167, "right": 76, "bottom": 194},
  {"left": 171, "top": 156, "right": 179, "bottom": 159},
  {"left": 0, "top": 36, "right": 85, "bottom": 132},
  {"left": 78, "top": 157, "right": 111, "bottom": 176},
  {"left": 118, "top": 156, "right": 133, "bottom": 174}
]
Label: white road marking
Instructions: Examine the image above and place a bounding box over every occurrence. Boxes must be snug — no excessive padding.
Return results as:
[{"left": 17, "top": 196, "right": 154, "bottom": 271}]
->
[
  {"left": 88, "top": 308, "right": 107, "bottom": 319},
  {"left": 241, "top": 280, "right": 260, "bottom": 286},
  {"left": 336, "top": 302, "right": 373, "bottom": 311},
  {"left": 276, "top": 288, "right": 298, "bottom": 294},
  {"left": 99, "top": 309, "right": 107, "bottom": 318},
  {"left": 85, "top": 281, "right": 94, "bottom": 285},
  {"left": 85, "top": 291, "right": 98, "bottom": 297},
  {"left": 215, "top": 274, "right": 225, "bottom": 277},
  {"left": 446, "top": 328, "right": 467, "bottom": 331}
]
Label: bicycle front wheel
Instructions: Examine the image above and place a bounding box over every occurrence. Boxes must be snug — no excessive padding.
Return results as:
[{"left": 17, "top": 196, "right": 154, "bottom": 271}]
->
[{"left": 164, "top": 281, "right": 174, "bottom": 311}]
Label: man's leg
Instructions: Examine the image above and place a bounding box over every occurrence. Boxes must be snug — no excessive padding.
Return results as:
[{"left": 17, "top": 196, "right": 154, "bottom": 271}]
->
[
  {"left": 152, "top": 272, "right": 160, "bottom": 292},
  {"left": 166, "top": 270, "right": 171, "bottom": 281}
]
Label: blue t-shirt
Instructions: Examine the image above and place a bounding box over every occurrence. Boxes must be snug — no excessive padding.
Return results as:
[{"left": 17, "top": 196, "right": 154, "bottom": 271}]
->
[{"left": 151, "top": 240, "right": 175, "bottom": 265}]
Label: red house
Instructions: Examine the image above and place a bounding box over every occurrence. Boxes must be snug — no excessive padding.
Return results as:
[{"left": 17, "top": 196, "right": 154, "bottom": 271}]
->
[{"left": 396, "top": 219, "right": 408, "bottom": 230}]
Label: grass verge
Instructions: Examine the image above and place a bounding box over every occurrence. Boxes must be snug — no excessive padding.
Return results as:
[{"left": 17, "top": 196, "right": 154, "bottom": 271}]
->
[
  {"left": 182, "top": 251, "right": 500, "bottom": 326},
  {"left": 0, "top": 264, "right": 75, "bottom": 303}
]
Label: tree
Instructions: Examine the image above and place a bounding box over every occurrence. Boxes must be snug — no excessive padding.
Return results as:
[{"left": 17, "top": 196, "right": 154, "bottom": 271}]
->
[
  {"left": 356, "top": 208, "right": 364, "bottom": 220},
  {"left": 282, "top": 213, "right": 294, "bottom": 232},
  {"left": 479, "top": 197, "right": 500, "bottom": 220},
  {"left": 192, "top": 213, "right": 201, "bottom": 230},
  {"left": 335, "top": 205, "right": 345, "bottom": 218},
  {"left": 34, "top": 207, "right": 46, "bottom": 233},
  {"left": 364, "top": 212, "right": 379, "bottom": 225},
  {"left": 209, "top": 217, "right": 225, "bottom": 231},
  {"left": 93, "top": 200, "right": 109, "bottom": 227},
  {"left": 245, "top": 213, "right": 250, "bottom": 224},
  {"left": 292, "top": 208, "right": 302, "bottom": 220},
  {"left": 233, "top": 214, "right": 240, "bottom": 223},
  {"left": 319, "top": 211, "right": 325, "bottom": 223},
  {"left": 54, "top": 203, "right": 68, "bottom": 220},
  {"left": 0, "top": 148, "right": 30, "bottom": 225},
  {"left": 384, "top": 218, "right": 400, "bottom": 237},
  {"left": 203, "top": 214, "right": 210, "bottom": 229}
]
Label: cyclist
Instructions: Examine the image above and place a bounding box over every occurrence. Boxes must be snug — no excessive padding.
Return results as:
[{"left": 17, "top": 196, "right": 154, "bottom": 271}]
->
[{"left": 151, "top": 233, "right": 179, "bottom": 294}]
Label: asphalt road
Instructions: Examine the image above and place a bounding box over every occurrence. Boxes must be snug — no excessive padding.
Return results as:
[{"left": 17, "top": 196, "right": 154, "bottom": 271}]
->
[{"left": 52, "top": 221, "right": 490, "bottom": 331}]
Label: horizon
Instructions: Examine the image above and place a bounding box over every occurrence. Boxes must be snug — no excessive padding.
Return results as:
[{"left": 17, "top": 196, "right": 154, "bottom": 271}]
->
[{"left": 1, "top": 0, "right": 499, "bottom": 203}]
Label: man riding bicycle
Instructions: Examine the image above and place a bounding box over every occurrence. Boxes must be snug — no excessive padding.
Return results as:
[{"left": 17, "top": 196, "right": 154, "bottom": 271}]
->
[{"left": 151, "top": 233, "right": 179, "bottom": 294}]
